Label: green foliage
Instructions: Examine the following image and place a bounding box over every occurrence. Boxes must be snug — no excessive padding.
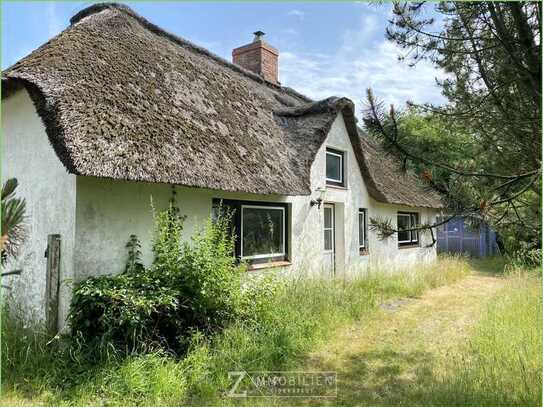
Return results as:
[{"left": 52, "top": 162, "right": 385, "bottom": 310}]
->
[
  {"left": 81, "top": 352, "right": 189, "bottom": 406},
  {"left": 505, "top": 241, "right": 542, "bottom": 268},
  {"left": 368, "top": 104, "right": 542, "bottom": 256},
  {"left": 150, "top": 196, "right": 186, "bottom": 276},
  {"left": 125, "top": 234, "right": 144, "bottom": 274},
  {"left": 176, "top": 216, "right": 245, "bottom": 331},
  {"left": 1, "top": 306, "right": 68, "bottom": 393},
  {"left": 1, "top": 177, "right": 27, "bottom": 264},
  {"left": 396, "top": 108, "right": 476, "bottom": 191},
  {"left": 365, "top": 2, "right": 542, "bottom": 255},
  {"left": 69, "top": 202, "right": 245, "bottom": 355}
]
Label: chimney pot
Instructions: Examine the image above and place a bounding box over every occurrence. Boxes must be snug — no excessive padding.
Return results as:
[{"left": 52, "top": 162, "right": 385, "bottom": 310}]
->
[
  {"left": 232, "top": 33, "right": 279, "bottom": 85},
  {"left": 253, "top": 30, "right": 265, "bottom": 41}
]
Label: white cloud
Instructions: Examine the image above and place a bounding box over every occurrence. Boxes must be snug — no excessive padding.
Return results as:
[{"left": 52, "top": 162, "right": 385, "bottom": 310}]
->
[
  {"left": 287, "top": 9, "right": 305, "bottom": 20},
  {"left": 282, "top": 28, "right": 299, "bottom": 36},
  {"left": 280, "top": 9, "right": 447, "bottom": 109}
]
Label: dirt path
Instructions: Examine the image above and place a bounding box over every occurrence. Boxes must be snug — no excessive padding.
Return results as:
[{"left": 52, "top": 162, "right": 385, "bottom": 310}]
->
[{"left": 301, "top": 273, "right": 508, "bottom": 406}]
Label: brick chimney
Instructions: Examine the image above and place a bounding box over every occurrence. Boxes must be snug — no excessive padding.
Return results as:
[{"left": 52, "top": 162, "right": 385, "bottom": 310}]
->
[{"left": 232, "top": 31, "right": 279, "bottom": 84}]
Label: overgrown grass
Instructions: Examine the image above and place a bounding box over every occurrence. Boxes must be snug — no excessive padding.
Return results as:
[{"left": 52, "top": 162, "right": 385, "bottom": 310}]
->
[
  {"left": 185, "top": 255, "right": 471, "bottom": 404},
  {"left": 2, "top": 255, "right": 528, "bottom": 407},
  {"left": 440, "top": 265, "right": 541, "bottom": 407}
]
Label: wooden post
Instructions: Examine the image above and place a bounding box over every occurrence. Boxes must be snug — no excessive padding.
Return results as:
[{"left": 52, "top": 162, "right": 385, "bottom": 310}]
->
[{"left": 45, "top": 234, "right": 61, "bottom": 334}]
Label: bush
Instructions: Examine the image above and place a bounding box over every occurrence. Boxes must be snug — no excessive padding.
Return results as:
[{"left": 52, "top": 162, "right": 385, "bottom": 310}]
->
[
  {"left": 69, "top": 201, "right": 245, "bottom": 355},
  {"left": 506, "top": 241, "right": 541, "bottom": 268}
]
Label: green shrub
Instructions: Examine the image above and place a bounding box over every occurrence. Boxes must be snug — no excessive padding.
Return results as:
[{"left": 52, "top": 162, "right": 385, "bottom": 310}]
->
[
  {"left": 174, "top": 216, "right": 245, "bottom": 331},
  {"left": 69, "top": 202, "right": 245, "bottom": 355},
  {"left": 506, "top": 241, "right": 542, "bottom": 268}
]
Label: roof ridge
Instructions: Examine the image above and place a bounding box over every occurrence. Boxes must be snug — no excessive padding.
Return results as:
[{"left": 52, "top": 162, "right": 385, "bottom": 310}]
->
[
  {"left": 70, "top": 2, "right": 312, "bottom": 103},
  {"left": 275, "top": 97, "right": 352, "bottom": 117}
]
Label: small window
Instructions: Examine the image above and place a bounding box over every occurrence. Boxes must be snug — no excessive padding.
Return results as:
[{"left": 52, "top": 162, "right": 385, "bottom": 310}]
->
[
  {"left": 359, "top": 208, "right": 368, "bottom": 252},
  {"left": 241, "top": 205, "right": 285, "bottom": 260},
  {"left": 326, "top": 148, "right": 344, "bottom": 186},
  {"left": 397, "top": 212, "right": 419, "bottom": 246}
]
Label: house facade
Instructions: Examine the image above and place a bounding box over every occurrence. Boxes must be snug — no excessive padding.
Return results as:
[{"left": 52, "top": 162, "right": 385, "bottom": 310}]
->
[{"left": 1, "top": 3, "right": 443, "bottom": 330}]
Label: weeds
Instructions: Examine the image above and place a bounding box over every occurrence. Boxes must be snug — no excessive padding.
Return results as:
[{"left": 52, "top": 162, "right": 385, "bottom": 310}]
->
[
  {"left": 443, "top": 266, "right": 541, "bottom": 406},
  {"left": 2, "top": 255, "right": 538, "bottom": 407}
]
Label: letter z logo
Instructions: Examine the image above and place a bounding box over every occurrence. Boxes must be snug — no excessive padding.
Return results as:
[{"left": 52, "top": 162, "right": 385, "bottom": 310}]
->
[{"left": 228, "top": 371, "right": 247, "bottom": 398}]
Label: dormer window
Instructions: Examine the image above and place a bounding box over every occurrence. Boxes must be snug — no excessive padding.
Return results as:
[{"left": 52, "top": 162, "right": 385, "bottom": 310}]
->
[{"left": 326, "top": 148, "right": 345, "bottom": 187}]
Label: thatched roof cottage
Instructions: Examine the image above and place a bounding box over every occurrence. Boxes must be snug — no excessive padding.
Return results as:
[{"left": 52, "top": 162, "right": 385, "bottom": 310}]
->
[{"left": 2, "top": 3, "right": 442, "bottom": 329}]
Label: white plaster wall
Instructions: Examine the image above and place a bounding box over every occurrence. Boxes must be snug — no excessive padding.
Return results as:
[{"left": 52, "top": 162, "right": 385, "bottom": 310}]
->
[
  {"left": 1, "top": 90, "right": 77, "bottom": 325},
  {"left": 367, "top": 200, "right": 438, "bottom": 270},
  {"left": 74, "top": 177, "right": 316, "bottom": 278},
  {"left": 74, "top": 113, "right": 437, "bottom": 285},
  {"left": 75, "top": 177, "right": 208, "bottom": 280}
]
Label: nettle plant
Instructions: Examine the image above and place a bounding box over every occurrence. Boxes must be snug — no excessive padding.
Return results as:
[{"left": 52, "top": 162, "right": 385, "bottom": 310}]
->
[{"left": 69, "top": 195, "right": 247, "bottom": 356}]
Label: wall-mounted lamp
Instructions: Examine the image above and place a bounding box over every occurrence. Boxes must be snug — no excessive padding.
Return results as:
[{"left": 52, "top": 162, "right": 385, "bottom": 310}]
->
[{"left": 310, "top": 187, "right": 326, "bottom": 209}]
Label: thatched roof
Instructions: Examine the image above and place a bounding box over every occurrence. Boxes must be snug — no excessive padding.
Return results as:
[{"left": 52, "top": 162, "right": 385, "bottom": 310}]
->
[{"left": 2, "top": 3, "right": 443, "bottom": 208}]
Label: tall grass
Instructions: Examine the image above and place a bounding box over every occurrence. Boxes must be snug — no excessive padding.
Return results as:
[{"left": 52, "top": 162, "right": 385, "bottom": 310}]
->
[
  {"left": 0, "top": 256, "right": 477, "bottom": 406},
  {"left": 1, "top": 308, "right": 67, "bottom": 396},
  {"left": 442, "top": 266, "right": 541, "bottom": 407}
]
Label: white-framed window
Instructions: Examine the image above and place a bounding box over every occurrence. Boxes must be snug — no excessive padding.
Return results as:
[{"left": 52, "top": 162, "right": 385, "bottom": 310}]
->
[
  {"left": 241, "top": 205, "right": 286, "bottom": 260},
  {"left": 326, "top": 148, "right": 344, "bottom": 186},
  {"left": 323, "top": 205, "right": 334, "bottom": 252},
  {"left": 397, "top": 212, "right": 419, "bottom": 246},
  {"left": 359, "top": 208, "right": 367, "bottom": 251}
]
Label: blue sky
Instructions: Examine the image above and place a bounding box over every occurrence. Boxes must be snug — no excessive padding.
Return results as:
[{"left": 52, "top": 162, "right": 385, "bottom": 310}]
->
[{"left": 2, "top": 2, "right": 446, "bottom": 108}]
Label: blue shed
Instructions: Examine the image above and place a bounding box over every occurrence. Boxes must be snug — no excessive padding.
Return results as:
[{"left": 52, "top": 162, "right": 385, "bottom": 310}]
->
[{"left": 437, "top": 217, "right": 499, "bottom": 257}]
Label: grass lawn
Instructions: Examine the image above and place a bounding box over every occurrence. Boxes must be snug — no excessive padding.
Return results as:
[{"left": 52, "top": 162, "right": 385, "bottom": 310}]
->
[{"left": 1, "top": 256, "right": 540, "bottom": 407}]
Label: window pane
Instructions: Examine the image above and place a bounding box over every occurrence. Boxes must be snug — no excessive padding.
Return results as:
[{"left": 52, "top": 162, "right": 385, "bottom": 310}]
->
[
  {"left": 324, "top": 207, "right": 332, "bottom": 228},
  {"left": 359, "top": 211, "right": 365, "bottom": 247},
  {"left": 411, "top": 214, "right": 419, "bottom": 241},
  {"left": 326, "top": 153, "right": 341, "bottom": 181},
  {"left": 397, "top": 214, "right": 411, "bottom": 242},
  {"left": 398, "top": 230, "right": 410, "bottom": 242},
  {"left": 242, "top": 207, "right": 284, "bottom": 257},
  {"left": 324, "top": 229, "right": 333, "bottom": 251}
]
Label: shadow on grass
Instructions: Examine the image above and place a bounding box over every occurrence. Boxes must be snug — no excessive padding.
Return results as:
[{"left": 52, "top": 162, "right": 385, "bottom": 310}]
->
[
  {"left": 278, "top": 348, "right": 531, "bottom": 407},
  {"left": 467, "top": 256, "right": 506, "bottom": 275}
]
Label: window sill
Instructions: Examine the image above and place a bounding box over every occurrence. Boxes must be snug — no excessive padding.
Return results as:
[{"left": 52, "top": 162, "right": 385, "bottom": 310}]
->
[
  {"left": 247, "top": 261, "right": 292, "bottom": 271},
  {"left": 326, "top": 184, "right": 348, "bottom": 191},
  {"left": 399, "top": 244, "right": 420, "bottom": 250}
]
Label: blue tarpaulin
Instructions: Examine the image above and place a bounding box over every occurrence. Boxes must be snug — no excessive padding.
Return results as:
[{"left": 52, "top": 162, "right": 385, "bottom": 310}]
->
[{"left": 437, "top": 217, "right": 499, "bottom": 257}]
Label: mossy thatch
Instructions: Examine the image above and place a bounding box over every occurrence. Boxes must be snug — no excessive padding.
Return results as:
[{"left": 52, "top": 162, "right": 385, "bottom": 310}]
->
[{"left": 2, "top": 3, "right": 442, "bottom": 208}]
